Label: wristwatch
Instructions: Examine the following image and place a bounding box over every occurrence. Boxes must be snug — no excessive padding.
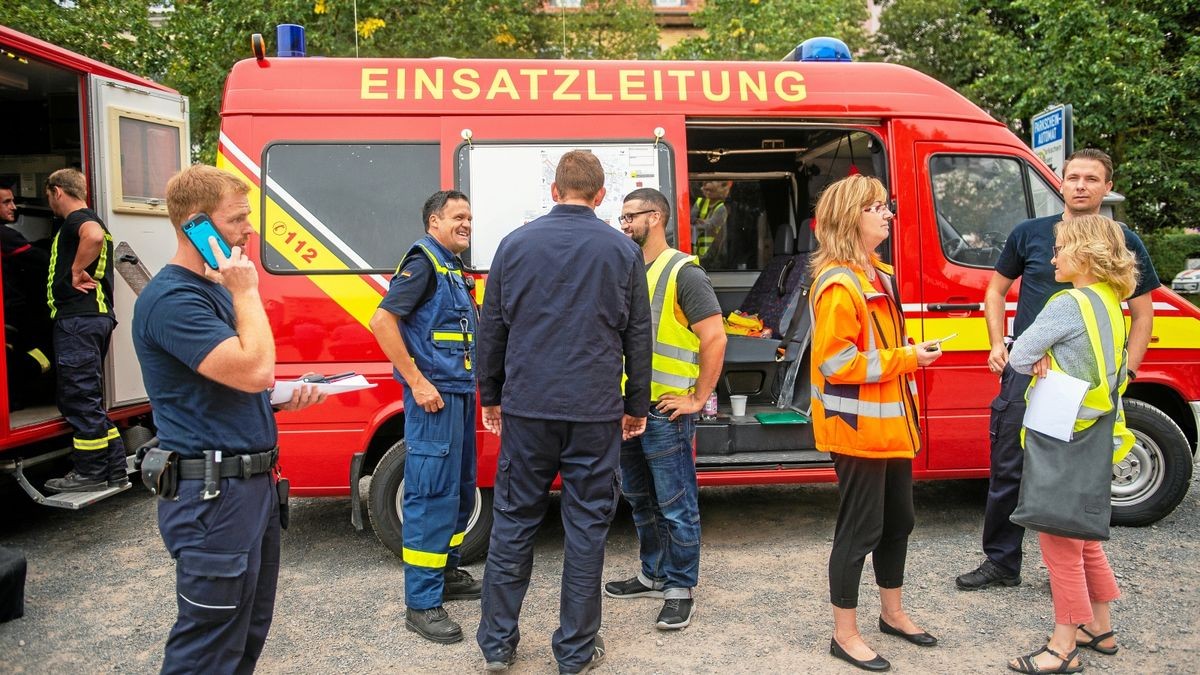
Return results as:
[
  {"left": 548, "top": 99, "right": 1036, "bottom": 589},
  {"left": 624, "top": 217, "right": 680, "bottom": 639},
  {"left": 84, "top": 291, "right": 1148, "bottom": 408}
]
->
[{"left": 1127, "top": 368, "right": 1137, "bottom": 382}]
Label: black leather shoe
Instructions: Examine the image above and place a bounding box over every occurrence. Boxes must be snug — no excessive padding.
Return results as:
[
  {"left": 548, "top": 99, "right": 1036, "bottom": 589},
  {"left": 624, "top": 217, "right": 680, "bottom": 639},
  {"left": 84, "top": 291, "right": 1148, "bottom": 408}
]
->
[
  {"left": 443, "top": 567, "right": 482, "bottom": 601},
  {"left": 879, "top": 617, "right": 938, "bottom": 646},
  {"left": 830, "top": 637, "right": 891, "bottom": 672},
  {"left": 956, "top": 560, "right": 1021, "bottom": 590},
  {"left": 44, "top": 471, "right": 107, "bottom": 493},
  {"left": 405, "top": 606, "right": 463, "bottom": 644}
]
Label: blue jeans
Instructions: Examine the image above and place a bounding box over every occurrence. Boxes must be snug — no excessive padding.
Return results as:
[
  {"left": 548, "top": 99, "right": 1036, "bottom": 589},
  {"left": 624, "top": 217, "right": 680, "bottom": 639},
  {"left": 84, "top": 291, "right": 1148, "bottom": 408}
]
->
[{"left": 619, "top": 410, "right": 700, "bottom": 593}]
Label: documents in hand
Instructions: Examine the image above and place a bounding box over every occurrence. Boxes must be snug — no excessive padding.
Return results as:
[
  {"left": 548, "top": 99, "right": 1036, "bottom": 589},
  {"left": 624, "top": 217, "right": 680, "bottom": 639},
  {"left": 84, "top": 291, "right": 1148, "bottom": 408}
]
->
[
  {"left": 1023, "top": 369, "right": 1089, "bottom": 442},
  {"left": 270, "top": 374, "right": 376, "bottom": 405}
]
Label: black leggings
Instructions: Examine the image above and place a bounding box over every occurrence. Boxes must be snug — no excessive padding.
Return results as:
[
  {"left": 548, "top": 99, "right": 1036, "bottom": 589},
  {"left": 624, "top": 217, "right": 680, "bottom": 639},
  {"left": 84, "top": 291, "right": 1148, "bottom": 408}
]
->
[{"left": 828, "top": 454, "right": 916, "bottom": 609}]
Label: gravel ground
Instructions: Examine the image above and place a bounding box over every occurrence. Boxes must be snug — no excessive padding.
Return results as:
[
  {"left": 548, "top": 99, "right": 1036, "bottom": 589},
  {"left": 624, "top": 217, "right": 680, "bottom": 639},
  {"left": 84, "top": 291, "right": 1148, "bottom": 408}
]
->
[{"left": 1, "top": 466, "right": 1197, "bottom": 674}]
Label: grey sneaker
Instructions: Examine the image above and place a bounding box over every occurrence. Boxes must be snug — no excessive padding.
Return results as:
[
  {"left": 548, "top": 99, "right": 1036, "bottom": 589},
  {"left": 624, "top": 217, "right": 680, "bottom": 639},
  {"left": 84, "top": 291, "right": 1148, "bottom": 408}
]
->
[
  {"left": 604, "top": 575, "right": 663, "bottom": 599},
  {"left": 656, "top": 598, "right": 694, "bottom": 630},
  {"left": 560, "top": 634, "right": 605, "bottom": 675},
  {"left": 405, "top": 606, "right": 463, "bottom": 644}
]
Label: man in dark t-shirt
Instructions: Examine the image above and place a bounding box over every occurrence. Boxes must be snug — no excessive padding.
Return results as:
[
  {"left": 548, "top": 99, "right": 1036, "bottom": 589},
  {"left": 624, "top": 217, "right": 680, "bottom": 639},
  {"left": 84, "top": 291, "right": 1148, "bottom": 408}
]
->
[
  {"left": 956, "top": 149, "right": 1160, "bottom": 595},
  {"left": 605, "top": 188, "right": 726, "bottom": 631},
  {"left": 42, "top": 169, "right": 124, "bottom": 493},
  {"left": 135, "top": 164, "right": 324, "bottom": 673}
]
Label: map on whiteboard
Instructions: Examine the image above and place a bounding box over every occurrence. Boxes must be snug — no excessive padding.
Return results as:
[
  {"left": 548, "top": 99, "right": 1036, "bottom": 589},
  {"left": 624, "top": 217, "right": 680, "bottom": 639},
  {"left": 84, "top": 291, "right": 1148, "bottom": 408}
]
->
[{"left": 467, "top": 143, "right": 664, "bottom": 269}]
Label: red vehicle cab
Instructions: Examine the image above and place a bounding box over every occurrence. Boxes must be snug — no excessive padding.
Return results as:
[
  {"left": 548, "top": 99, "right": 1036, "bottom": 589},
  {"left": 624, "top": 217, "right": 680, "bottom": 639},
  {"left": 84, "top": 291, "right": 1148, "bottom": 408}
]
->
[
  {"left": 0, "top": 26, "right": 188, "bottom": 508},
  {"left": 218, "top": 32, "right": 1199, "bottom": 562}
]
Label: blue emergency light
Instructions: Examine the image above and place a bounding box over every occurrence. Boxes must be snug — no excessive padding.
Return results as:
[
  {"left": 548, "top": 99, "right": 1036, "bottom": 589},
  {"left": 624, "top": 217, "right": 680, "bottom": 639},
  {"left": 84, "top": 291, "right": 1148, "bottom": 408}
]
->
[
  {"left": 277, "top": 24, "right": 306, "bottom": 58},
  {"left": 790, "top": 37, "right": 852, "bottom": 62}
]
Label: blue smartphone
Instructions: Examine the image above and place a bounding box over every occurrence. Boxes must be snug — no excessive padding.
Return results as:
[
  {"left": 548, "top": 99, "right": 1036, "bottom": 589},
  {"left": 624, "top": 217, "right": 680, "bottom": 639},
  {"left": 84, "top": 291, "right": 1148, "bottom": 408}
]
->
[{"left": 182, "top": 213, "right": 232, "bottom": 269}]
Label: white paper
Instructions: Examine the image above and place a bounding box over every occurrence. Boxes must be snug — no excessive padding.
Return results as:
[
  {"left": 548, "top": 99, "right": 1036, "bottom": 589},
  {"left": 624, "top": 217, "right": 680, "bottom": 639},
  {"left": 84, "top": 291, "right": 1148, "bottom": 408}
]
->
[
  {"left": 1023, "top": 369, "right": 1089, "bottom": 441},
  {"left": 270, "top": 375, "right": 376, "bottom": 405}
]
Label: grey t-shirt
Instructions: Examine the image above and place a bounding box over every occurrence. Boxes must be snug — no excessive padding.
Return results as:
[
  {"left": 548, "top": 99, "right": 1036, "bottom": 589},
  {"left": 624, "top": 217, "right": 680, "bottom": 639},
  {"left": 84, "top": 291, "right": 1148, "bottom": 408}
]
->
[{"left": 652, "top": 262, "right": 722, "bottom": 327}]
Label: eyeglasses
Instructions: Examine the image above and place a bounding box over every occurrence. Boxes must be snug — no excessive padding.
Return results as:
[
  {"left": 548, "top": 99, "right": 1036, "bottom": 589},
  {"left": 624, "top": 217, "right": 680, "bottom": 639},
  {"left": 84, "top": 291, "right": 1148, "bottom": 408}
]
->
[
  {"left": 1052, "top": 245, "right": 1063, "bottom": 257},
  {"left": 618, "top": 209, "right": 657, "bottom": 224},
  {"left": 863, "top": 201, "right": 894, "bottom": 216}
]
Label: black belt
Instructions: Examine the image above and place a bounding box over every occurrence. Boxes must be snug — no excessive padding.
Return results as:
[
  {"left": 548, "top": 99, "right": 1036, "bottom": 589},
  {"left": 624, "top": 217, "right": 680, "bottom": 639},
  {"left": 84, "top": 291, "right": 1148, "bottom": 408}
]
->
[{"left": 177, "top": 450, "right": 277, "bottom": 480}]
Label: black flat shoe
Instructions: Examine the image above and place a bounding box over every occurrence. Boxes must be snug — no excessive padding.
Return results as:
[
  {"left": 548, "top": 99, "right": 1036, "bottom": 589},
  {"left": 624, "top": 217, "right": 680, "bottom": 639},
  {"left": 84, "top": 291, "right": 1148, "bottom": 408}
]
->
[
  {"left": 830, "top": 637, "right": 891, "bottom": 672},
  {"left": 879, "top": 616, "right": 938, "bottom": 647}
]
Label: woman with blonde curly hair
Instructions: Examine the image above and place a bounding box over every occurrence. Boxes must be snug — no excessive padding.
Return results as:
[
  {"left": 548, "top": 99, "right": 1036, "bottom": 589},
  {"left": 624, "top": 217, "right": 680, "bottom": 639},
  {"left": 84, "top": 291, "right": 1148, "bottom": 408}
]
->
[
  {"left": 1006, "top": 214, "right": 1139, "bottom": 674},
  {"left": 809, "top": 175, "right": 943, "bottom": 671}
]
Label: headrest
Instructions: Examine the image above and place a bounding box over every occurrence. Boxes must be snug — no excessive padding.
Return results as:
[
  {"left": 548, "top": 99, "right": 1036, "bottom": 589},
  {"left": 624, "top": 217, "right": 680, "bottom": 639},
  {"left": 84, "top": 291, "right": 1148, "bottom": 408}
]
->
[
  {"left": 795, "top": 218, "right": 818, "bottom": 254},
  {"left": 773, "top": 222, "right": 795, "bottom": 256}
]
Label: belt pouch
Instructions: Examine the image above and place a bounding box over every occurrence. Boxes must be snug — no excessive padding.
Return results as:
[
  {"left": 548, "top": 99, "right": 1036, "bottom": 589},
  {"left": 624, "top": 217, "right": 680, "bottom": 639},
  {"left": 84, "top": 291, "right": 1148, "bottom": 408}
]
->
[
  {"left": 140, "top": 448, "right": 179, "bottom": 500},
  {"left": 276, "top": 477, "right": 290, "bottom": 530}
]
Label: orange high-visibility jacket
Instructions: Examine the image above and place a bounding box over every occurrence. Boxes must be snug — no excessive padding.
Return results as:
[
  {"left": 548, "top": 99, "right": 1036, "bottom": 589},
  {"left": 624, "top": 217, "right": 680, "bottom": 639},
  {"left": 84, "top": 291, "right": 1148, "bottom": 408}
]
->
[{"left": 809, "top": 260, "right": 921, "bottom": 459}]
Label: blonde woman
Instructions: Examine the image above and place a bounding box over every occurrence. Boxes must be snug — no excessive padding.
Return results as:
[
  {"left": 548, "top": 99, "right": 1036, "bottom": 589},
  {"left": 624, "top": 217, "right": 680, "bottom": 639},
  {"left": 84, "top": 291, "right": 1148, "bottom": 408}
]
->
[
  {"left": 1006, "top": 215, "right": 1138, "bottom": 674},
  {"left": 809, "top": 175, "right": 943, "bottom": 671}
]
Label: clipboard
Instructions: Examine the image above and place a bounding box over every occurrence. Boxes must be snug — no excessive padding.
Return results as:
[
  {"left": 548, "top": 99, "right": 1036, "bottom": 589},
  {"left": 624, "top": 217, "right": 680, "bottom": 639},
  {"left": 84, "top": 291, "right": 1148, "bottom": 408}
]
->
[{"left": 270, "top": 375, "right": 376, "bottom": 405}]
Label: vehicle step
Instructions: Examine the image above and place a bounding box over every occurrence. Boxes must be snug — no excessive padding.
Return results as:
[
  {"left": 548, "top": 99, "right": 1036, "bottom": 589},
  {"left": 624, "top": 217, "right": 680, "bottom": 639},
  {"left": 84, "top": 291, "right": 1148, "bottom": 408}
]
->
[{"left": 39, "top": 482, "right": 132, "bottom": 510}]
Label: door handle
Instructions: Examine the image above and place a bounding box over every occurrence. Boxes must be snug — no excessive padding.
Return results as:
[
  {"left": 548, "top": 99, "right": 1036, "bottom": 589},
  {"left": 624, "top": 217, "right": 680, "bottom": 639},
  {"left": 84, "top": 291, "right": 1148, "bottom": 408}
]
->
[{"left": 928, "top": 303, "right": 981, "bottom": 312}]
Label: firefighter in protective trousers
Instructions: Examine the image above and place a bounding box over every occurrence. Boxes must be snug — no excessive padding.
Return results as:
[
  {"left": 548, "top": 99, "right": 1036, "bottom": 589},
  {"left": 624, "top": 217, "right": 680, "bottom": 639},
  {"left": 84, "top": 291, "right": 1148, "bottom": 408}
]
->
[{"left": 370, "top": 190, "right": 481, "bottom": 644}]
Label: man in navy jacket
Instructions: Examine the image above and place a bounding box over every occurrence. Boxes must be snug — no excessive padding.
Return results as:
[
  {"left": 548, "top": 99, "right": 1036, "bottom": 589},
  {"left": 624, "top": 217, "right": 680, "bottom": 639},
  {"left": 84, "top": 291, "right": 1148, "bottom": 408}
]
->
[{"left": 475, "top": 150, "right": 652, "bottom": 675}]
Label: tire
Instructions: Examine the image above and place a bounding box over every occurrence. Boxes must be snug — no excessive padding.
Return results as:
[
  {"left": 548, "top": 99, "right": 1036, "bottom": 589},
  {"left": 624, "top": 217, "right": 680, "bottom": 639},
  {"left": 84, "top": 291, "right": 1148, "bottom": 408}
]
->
[
  {"left": 1110, "top": 399, "right": 1194, "bottom": 526},
  {"left": 366, "top": 440, "right": 493, "bottom": 565}
]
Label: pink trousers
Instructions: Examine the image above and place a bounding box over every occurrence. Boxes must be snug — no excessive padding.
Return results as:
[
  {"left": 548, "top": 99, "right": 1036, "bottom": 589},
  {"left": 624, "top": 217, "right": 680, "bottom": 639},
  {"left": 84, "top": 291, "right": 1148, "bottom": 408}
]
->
[{"left": 1039, "top": 532, "right": 1121, "bottom": 625}]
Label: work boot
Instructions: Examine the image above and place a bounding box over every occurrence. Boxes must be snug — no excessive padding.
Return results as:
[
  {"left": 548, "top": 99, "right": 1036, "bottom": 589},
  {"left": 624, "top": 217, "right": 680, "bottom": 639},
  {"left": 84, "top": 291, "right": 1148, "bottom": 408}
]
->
[
  {"left": 44, "top": 470, "right": 107, "bottom": 493},
  {"left": 443, "top": 567, "right": 482, "bottom": 601},
  {"left": 955, "top": 559, "right": 1021, "bottom": 591},
  {"left": 405, "top": 606, "right": 463, "bottom": 644}
]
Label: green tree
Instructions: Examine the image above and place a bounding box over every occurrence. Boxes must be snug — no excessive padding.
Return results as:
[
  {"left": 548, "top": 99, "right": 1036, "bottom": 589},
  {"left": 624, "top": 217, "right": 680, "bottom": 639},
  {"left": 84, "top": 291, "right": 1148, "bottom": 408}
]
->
[
  {"left": 875, "top": 0, "right": 1200, "bottom": 233},
  {"left": 667, "top": 0, "right": 870, "bottom": 61},
  {"left": 535, "top": 0, "right": 660, "bottom": 60},
  {"left": 0, "top": 0, "right": 168, "bottom": 77}
]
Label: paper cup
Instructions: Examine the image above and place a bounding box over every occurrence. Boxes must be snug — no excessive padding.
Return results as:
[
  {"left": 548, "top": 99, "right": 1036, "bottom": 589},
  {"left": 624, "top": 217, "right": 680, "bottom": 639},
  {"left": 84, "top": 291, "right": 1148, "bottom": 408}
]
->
[{"left": 729, "top": 395, "right": 748, "bottom": 417}]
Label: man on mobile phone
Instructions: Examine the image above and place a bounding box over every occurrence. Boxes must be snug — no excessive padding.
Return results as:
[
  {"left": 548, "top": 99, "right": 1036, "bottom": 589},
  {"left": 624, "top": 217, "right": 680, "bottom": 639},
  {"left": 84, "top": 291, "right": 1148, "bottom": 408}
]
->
[
  {"left": 369, "top": 190, "right": 481, "bottom": 645},
  {"left": 42, "top": 168, "right": 125, "bottom": 493},
  {"left": 133, "top": 164, "right": 325, "bottom": 673}
]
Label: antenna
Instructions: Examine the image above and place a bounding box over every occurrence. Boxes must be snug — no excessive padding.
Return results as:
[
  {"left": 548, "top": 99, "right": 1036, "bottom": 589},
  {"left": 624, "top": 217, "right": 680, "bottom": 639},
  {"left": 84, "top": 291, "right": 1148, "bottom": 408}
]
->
[
  {"left": 560, "top": 6, "right": 568, "bottom": 58},
  {"left": 353, "top": 0, "right": 360, "bottom": 57}
]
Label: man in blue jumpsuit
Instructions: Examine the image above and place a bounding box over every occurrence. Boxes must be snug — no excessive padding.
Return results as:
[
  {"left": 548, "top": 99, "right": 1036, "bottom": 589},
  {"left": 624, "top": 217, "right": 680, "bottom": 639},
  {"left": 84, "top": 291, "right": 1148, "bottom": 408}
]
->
[
  {"left": 370, "top": 190, "right": 481, "bottom": 644},
  {"left": 134, "top": 164, "right": 325, "bottom": 673},
  {"left": 475, "top": 151, "right": 652, "bottom": 674},
  {"left": 42, "top": 169, "right": 126, "bottom": 492}
]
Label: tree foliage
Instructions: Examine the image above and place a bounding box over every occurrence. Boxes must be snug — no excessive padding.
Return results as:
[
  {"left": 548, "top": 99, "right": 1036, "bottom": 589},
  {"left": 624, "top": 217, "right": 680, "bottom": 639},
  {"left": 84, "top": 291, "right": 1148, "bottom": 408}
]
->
[
  {"left": 535, "top": 1, "right": 659, "bottom": 60},
  {"left": 0, "top": 0, "right": 168, "bottom": 77},
  {"left": 667, "top": 0, "right": 870, "bottom": 61},
  {"left": 875, "top": 0, "right": 1200, "bottom": 232}
]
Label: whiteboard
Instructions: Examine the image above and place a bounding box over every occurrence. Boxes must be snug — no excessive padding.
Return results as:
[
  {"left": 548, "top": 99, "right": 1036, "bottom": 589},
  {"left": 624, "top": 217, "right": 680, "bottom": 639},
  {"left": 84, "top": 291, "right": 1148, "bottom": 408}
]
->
[{"left": 458, "top": 142, "right": 671, "bottom": 269}]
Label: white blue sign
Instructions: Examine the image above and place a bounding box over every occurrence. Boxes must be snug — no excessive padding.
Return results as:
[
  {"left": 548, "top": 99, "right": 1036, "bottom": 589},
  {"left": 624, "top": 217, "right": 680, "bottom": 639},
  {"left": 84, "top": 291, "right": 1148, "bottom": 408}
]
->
[{"left": 1031, "top": 104, "right": 1073, "bottom": 177}]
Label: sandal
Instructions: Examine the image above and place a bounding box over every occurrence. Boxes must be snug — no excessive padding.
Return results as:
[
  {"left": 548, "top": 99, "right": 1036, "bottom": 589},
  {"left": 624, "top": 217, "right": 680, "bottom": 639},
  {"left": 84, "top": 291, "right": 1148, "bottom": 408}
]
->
[
  {"left": 1008, "top": 645, "right": 1083, "bottom": 674},
  {"left": 1076, "top": 625, "right": 1119, "bottom": 655}
]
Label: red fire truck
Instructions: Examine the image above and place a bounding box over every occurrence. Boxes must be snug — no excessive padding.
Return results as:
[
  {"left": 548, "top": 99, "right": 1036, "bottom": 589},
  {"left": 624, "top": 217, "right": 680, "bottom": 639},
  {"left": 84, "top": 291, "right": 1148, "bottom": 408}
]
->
[
  {"left": 0, "top": 26, "right": 187, "bottom": 508},
  {"left": 217, "top": 31, "right": 1199, "bottom": 563}
]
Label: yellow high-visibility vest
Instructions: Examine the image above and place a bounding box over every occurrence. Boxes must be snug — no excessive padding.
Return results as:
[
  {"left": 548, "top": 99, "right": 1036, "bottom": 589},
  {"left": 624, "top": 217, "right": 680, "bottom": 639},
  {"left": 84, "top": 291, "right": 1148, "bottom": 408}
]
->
[{"left": 647, "top": 248, "right": 702, "bottom": 401}]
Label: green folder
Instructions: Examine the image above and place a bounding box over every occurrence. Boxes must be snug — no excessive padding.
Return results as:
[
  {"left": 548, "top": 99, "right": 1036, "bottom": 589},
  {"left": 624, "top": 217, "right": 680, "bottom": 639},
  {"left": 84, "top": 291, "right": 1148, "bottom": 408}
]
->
[{"left": 755, "top": 410, "right": 809, "bottom": 425}]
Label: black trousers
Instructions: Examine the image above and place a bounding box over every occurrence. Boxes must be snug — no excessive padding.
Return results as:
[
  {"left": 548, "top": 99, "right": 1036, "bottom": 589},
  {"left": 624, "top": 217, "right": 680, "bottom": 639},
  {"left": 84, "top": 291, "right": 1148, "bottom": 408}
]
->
[
  {"left": 828, "top": 454, "right": 915, "bottom": 609},
  {"left": 981, "top": 365, "right": 1033, "bottom": 575},
  {"left": 477, "top": 413, "right": 621, "bottom": 673}
]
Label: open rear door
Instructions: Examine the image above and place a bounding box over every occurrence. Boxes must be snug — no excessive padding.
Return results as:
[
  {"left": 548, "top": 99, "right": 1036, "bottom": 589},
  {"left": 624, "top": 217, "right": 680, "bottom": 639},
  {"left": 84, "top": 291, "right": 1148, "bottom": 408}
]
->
[{"left": 88, "top": 75, "right": 189, "bottom": 406}]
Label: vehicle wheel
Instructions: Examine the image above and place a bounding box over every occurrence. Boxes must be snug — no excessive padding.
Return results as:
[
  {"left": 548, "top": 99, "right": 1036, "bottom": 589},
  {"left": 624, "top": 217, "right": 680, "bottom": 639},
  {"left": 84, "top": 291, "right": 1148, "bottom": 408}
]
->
[
  {"left": 366, "top": 440, "right": 493, "bottom": 565},
  {"left": 1110, "top": 399, "right": 1194, "bottom": 526}
]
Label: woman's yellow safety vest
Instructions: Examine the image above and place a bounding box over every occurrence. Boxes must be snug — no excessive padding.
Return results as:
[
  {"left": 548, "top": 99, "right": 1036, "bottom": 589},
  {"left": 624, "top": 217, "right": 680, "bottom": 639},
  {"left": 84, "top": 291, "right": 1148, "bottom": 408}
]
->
[
  {"left": 1023, "top": 283, "right": 1136, "bottom": 462},
  {"left": 647, "top": 248, "right": 701, "bottom": 401}
]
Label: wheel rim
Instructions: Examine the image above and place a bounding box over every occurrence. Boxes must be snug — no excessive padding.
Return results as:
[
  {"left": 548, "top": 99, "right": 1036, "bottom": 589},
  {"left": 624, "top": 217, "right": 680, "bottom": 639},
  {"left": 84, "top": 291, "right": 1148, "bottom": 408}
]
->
[
  {"left": 395, "top": 480, "right": 484, "bottom": 536},
  {"left": 1111, "top": 429, "right": 1165, "bottom": 508}
]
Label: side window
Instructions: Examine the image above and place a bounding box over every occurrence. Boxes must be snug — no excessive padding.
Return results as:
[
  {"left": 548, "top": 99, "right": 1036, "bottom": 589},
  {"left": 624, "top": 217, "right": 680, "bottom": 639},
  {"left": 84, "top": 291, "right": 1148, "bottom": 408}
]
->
[
  {"left": 1029, "top": 167, "right": 1063, "bottom": 218},
  {"left": 108, "top": 108, "right": 186, "bottom": 214},
  {"left": 261, "top": 143, "right": 439, "bottom": 274},
  {"left": 929, "top": 155, "right": 1026, "bottom": 268}
]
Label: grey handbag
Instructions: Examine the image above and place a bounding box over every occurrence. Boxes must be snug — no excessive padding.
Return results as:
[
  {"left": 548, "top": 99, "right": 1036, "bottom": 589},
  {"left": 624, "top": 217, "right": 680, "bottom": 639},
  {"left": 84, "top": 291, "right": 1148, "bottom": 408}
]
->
[{"left": 1010, "top": 405, "right": 1116, "bottom": 541}]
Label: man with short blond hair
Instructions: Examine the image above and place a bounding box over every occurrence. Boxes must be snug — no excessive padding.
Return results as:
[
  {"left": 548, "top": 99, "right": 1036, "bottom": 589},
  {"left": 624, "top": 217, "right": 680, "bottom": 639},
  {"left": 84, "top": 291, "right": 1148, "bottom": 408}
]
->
[
  {"left": 43, "top": 168, "right": 125, "bottom": 492},
  {"left": 135, "top": 164, "right": 323, "bottom": 673}
]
